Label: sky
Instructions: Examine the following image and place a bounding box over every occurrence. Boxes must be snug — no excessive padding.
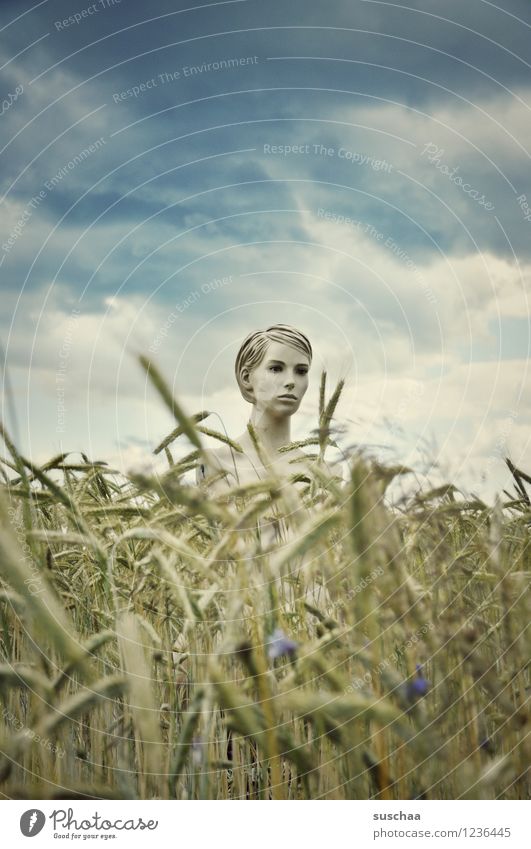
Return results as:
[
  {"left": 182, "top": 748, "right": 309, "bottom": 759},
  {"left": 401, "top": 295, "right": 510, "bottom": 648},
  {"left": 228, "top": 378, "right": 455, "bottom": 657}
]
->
[{"left": 1, "top": 0, "right": 530, "bottom": 500}]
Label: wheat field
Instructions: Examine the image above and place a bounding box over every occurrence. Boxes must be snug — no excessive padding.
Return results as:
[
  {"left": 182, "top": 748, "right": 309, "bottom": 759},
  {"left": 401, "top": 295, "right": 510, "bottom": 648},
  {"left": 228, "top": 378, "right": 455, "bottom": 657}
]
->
[{"left": 0, "top": 361, "right": 529, "bottom": 800}]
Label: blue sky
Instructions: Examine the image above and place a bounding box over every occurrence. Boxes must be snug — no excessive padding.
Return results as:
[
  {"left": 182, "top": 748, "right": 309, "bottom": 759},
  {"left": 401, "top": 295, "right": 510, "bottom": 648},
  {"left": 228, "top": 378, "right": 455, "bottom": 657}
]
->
[{"left": 1, "top": 0, "right": 530, "bottom": 498}]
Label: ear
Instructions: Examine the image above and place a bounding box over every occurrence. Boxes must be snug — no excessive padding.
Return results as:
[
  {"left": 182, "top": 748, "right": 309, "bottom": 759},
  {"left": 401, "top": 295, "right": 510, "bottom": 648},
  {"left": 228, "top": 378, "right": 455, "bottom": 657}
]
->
[{"left": 241, "top": 368, "right": 255, "bottom": 399}]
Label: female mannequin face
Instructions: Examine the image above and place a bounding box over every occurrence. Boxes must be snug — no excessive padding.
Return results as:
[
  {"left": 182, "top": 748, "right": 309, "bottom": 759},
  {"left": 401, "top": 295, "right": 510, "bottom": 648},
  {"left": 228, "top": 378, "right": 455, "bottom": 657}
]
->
[{"left": 241, "top": 340, "right": 310, "bottom": 417}]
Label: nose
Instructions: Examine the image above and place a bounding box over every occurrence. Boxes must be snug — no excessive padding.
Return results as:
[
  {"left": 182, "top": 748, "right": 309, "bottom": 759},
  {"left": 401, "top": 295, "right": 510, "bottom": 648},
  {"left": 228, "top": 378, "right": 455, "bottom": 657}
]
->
[{"left": 284, "top": 378, "right": 295, "bottom": 389}]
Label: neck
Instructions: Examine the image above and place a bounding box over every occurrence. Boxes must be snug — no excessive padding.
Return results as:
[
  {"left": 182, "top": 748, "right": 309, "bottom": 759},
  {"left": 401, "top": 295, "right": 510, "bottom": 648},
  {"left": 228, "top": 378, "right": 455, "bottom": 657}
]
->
[{"left": 249, "top": 407, "right": 291, "bottom": 455}]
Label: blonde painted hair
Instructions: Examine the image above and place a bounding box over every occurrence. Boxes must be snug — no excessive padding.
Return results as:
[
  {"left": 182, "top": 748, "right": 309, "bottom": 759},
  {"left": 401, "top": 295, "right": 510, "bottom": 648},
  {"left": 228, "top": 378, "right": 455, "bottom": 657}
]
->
[{"left": 235, "top": 324, "right": 312, "bottom": 403}]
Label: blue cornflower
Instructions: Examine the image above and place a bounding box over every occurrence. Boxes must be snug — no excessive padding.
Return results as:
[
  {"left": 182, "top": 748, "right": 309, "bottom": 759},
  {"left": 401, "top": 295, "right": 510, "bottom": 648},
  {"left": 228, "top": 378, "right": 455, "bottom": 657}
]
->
[
  {"left": 266, "top": 628, "right": 298, "bottom": 661},
  {"left": 405, "top": 664, "right": 430, "bottom": 702},
  {"left": 480, "top": 737, "right": 494, "bottom": 754}
]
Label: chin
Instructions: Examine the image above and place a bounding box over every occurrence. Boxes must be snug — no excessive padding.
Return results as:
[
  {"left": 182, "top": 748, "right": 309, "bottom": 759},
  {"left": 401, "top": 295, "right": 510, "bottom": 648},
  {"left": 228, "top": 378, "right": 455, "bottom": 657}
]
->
[{"left": 274, "top": 401, "right": 300, "bottom": 415}]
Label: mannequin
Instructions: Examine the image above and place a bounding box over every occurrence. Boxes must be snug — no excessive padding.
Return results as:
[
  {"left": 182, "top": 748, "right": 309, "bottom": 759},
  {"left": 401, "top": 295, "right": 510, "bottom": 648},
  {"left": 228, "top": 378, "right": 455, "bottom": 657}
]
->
[
  {"left": 196, "top": 323, "right": 340, "bottom": 608},
  {"left": 197, "top": 324, "right": 315, "bottom": 491}
]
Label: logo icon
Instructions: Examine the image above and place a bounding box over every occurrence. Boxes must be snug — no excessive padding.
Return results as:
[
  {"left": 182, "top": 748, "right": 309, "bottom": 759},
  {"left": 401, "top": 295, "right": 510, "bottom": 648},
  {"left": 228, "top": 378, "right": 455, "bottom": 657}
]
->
[{"left": 20, "top": 810, "right": 46, "bottom": 837}]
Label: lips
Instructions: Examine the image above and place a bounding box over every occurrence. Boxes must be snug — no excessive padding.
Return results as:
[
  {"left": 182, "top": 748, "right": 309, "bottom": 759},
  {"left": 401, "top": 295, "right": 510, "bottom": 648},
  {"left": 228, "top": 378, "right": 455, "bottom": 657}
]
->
[{"left": 278, "top": 394, "right": 297, "bottom": 400}]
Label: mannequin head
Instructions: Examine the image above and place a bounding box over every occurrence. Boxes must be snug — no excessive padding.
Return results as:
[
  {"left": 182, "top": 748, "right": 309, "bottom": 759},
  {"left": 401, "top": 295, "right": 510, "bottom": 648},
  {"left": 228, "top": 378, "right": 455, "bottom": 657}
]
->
[{"left": 235, "top": 324, "right": 312, "bottom": 416}]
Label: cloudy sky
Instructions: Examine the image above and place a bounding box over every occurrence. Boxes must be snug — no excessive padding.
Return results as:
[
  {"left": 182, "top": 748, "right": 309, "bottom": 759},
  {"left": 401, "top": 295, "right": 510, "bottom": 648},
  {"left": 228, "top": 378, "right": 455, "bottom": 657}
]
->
[{"left": 1, "top": 0, "right": 530, "bottom": 498}]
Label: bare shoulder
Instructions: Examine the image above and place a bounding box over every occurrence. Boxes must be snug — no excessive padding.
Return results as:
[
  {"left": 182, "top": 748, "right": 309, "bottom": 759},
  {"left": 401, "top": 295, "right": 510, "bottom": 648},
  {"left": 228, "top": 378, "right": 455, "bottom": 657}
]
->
[{"left": 207, "top": 445, "right": 235, "bottom": 469}]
